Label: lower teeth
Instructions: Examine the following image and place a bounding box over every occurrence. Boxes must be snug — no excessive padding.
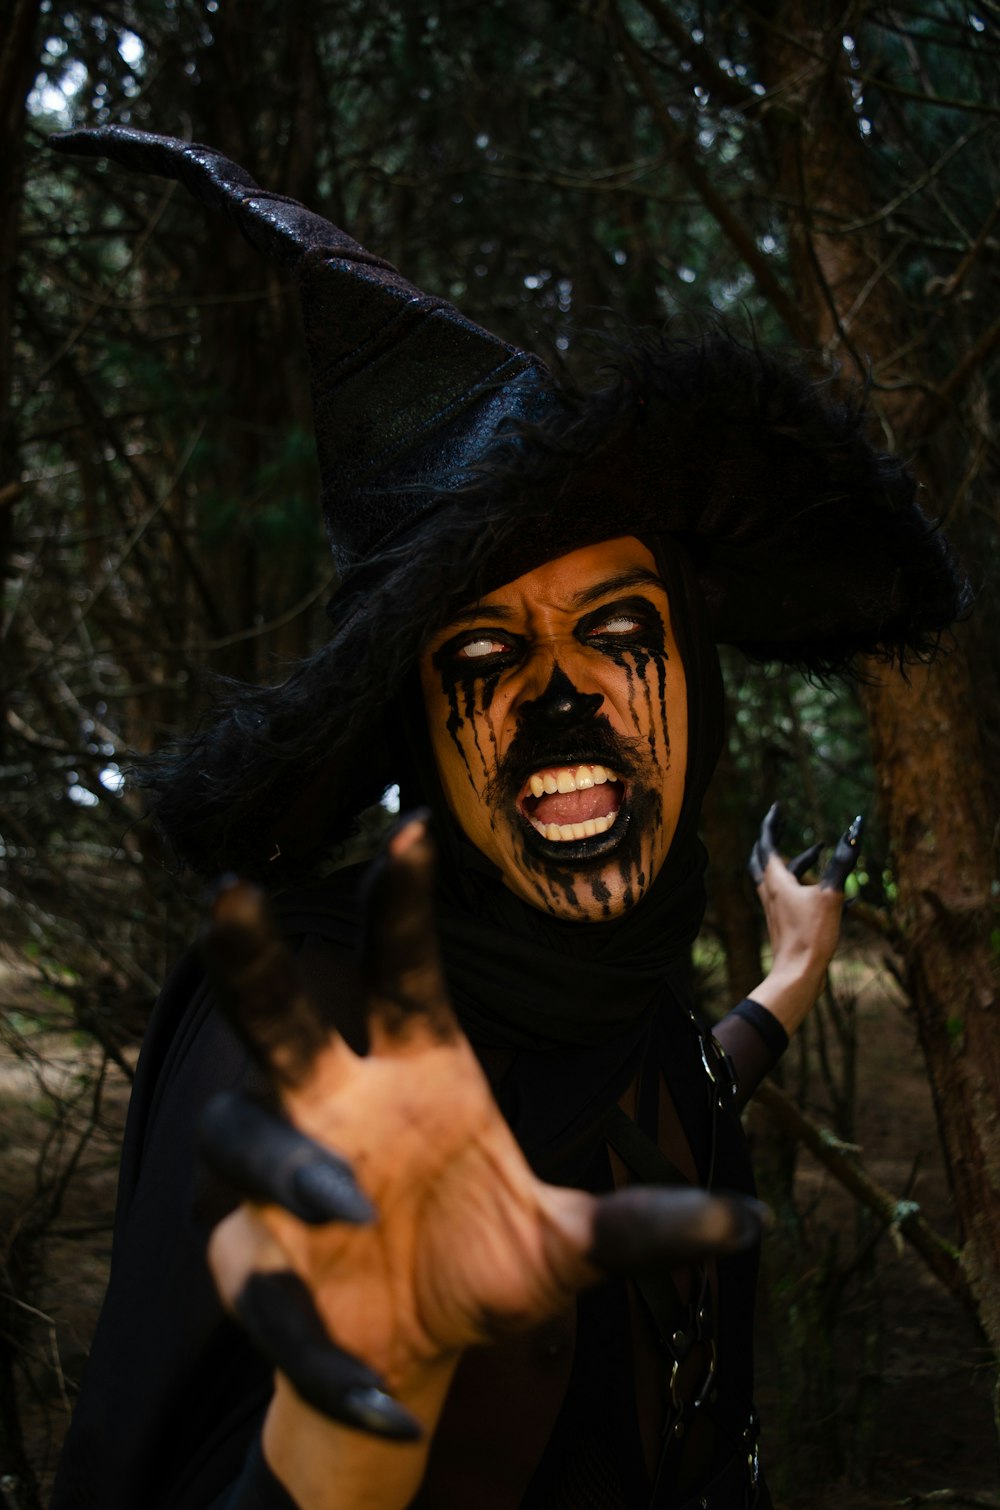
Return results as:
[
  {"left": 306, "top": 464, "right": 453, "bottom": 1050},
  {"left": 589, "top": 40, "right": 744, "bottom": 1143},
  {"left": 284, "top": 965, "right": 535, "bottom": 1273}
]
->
[{"left": 530, "top": 812, "right": 618, "bottom": 842}]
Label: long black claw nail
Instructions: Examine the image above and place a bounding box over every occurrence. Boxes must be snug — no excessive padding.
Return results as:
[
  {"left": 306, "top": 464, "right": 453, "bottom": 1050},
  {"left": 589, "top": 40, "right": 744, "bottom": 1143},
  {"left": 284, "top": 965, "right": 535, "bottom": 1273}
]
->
[
  {"left": 764, "top": 801, "right": 782, "bottom": 845},
  {"left": 360, "top": 813, "right": 438, "bottom": 1001},
  {"left": 235, "top": 1272, "right": 422, "bottom": 1438},
  {"left": 291, "top": 1158, "right": 375, "bottom": 1225},
  {"left": 202, "top": 877, "right": 329, "bottom": 1086},
  {"left": 589, "top": 1189, "right": 770, "bottom": 1275},
  {"left": 820, "top": 814, "right": 865, "bottom": 892},
  {"left": 360, "top": 812, "right": 457, "bottom": 1043},
  {"left": 727, "top": 1195, "right": 773, "bottom": 1245},
  {"left": 748, "top": 802, "right": 782, "bottom": 882},
  {"left": 788, "top": 842, "right": 823, "bottom": 880},
  {"left": 342, "top": 1385, "right": 423, "bottom": 1441},
  {"left": 200, "top": 1092, "right": 374, "bottom": 1224}
]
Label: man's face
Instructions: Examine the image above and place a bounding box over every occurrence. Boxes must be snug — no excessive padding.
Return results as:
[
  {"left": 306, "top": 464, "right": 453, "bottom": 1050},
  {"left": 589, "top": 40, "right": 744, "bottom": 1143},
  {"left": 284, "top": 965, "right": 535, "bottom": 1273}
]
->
[{"left": 419, "top": 537, "right": 688, "bottom": 921}]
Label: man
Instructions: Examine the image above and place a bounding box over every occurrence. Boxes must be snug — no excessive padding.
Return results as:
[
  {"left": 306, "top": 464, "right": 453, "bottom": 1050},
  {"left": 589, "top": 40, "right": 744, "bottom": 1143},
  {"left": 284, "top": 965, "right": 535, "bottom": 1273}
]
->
[{"left": 49, "top": 128, "right": 966, "bottom": 1510}]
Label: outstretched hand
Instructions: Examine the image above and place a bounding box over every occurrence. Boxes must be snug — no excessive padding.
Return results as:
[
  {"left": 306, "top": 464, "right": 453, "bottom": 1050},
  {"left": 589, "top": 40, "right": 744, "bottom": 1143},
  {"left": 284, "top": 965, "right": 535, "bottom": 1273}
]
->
[
  {"left": 199, "top": 817, "right": 766, "bottom": 1459},
  {"left": 746, "top": 803, "right": 863, "bottom": 1035}
]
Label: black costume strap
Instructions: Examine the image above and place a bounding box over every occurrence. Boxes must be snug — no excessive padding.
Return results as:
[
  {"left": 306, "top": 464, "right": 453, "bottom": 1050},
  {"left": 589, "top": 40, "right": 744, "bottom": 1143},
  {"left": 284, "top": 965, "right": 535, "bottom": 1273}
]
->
[
  {"left": 600, "top": 1104, "right": 712, "bottom": 1373},
  {"left": 601, "top": 1103, "right": 692, "bottom": 1189}
]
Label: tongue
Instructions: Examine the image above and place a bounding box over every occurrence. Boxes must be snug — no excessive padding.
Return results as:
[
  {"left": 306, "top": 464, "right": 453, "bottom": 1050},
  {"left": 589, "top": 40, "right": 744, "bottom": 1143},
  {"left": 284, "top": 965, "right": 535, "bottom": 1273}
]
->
[{"left": 531, "top": 785, "right": 620, "bottom": 825}]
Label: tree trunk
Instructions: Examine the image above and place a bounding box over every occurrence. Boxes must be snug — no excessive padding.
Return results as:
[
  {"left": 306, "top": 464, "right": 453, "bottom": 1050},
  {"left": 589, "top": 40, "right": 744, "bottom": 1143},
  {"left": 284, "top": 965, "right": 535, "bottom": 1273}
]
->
[
  {"left": 862, "top": 656, "right": 1000, "bottom": 1340},
  {"left": 0, "top": 0, "right": 43, "bottom": 761},
  {"left": 0, "top": 9, "right": 53, "bottom": 1502},
  {"left": 752, "top": 0, "right": 1000, "bottom": 1432}
]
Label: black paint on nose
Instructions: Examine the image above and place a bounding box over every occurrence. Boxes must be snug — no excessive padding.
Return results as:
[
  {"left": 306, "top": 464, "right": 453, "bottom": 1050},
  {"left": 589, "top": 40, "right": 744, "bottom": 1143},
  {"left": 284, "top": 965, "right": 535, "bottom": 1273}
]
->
[{"left": 518, "top": 665, "right": 604, "bottom": 729}]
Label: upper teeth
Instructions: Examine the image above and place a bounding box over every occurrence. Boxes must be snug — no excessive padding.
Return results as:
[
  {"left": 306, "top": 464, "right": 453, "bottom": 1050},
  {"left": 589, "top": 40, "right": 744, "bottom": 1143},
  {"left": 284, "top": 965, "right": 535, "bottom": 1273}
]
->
[{"left": 527, "top": 764, "right": 618, "bottom": 799}]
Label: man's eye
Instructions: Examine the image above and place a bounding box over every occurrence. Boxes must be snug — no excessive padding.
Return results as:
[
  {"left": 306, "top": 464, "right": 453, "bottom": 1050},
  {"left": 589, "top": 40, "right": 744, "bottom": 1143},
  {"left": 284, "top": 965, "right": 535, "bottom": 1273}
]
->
[
  {"left": 589, "top": 614, "right": 642, "bottom": 636},
  {"left": 457, "top": 635, "right": 513, "bottom": 660}
]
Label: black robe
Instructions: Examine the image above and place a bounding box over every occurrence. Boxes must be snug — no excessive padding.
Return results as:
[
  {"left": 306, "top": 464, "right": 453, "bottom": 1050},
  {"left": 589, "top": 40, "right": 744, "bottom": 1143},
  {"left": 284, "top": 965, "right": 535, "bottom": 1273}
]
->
[{"left": 51, "top": 869, "right": 780, "bottom": 1510}]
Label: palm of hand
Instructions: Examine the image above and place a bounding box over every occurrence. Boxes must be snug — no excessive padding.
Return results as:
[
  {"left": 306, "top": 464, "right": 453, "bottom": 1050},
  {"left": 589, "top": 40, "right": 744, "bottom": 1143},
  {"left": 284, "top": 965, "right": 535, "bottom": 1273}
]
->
[
  {"left": 204, "top": 819, "right": 758, "bottom": 1439},
  {"left": 255, "top": 1031, "right": 587, "bottom": 1384},
  {"left": 757, "top": 857, "right": 846, "bottom": 978}
]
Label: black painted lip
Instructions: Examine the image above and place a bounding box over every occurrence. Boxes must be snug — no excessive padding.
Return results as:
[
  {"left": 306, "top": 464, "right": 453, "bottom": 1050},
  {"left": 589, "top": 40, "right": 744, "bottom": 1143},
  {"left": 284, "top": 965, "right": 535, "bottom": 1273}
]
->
[{"left": 516, "top": 787, "right": 631, "bottom": 865}]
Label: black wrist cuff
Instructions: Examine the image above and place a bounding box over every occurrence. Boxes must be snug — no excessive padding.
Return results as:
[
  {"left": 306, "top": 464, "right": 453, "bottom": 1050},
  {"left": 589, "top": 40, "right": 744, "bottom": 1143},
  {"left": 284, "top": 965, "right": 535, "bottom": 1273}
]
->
[{"left": 731, "top": 998, "right": 789, "bottom": 1061}]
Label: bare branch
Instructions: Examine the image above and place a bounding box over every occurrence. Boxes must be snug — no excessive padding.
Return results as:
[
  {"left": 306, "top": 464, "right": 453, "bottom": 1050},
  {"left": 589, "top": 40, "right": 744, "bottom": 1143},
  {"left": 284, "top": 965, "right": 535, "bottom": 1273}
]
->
[
  {"left": 859, "top": 72, "right": 1000, "bottom": 119},
  {"left": 192, "top": 568, "right": 336, "bottom": 652},
  {"left": 918, "top": 313, "right": 1000, "bottom": 434},
  {"left": 605, "top": 1, "right": 814, "bottom": 345},
  {"left": 754, "top": 1078, "right": 974, "bottom": 1313},
  {"left": 791, "top": 131, "right": 871, "bottom": 377},
  {"left": 818, "top": 124, "right": 989, "bottom": 236},
  {"left": 941, "top": 194, "right": 1000, "bottom": 303},
  {"left": 631, "top": 0, "right": 763, "bottom": 114},
  {"left": 23, "top": 420, "right": 206, "bottom": 679}
]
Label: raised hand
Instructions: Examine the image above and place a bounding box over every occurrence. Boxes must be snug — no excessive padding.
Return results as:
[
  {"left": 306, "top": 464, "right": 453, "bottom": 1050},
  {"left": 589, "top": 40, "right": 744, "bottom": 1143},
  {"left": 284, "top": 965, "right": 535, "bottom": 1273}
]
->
[
  {"left": 746, "top": 802, "right": 863, "bottom": 1035},
  {"left": 199, "top": 817, "right": 766, "bottom": 1503}
]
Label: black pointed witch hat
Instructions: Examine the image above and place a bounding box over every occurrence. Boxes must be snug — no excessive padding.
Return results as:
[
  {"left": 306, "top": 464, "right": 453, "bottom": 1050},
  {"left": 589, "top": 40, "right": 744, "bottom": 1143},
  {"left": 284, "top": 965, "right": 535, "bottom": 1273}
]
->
[
  {"left": 50, "top": 124, "right": 966, "bottom": 658},
  {"left": 50, "top": 124, "right": 552, "bottom": 581},
  {"left": 51, "top": 126, "right": 968, "bottom": 874}
]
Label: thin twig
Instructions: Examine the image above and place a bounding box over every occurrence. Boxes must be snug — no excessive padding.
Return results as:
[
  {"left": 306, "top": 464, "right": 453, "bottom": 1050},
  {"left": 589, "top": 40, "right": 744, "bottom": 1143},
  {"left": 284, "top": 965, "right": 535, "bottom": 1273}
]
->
[
  {"left": 630, "top": 0, "right": 762, "bottom": 114},
  {"left": 940, "top": 195, "right": 1000, "bottom": 302},
  {"left": 22, "top": 419, "right": 206, "bottom": 676},
  {"left": 605, "top": 0, "right": 813, "bottom": 344},
  {"left": 918, "top": 313, "right": 1000, "bottom": 434},
  {"left": 31, "top": 179, "right": 178, "bottom": 389},
  {"left": 189, "top": 567, "right": 336, "bottom": 651},
  {"left": 897, "top": 1494, "right": 1000, "bottom": 1508},
  {"left": 827, "top": 125, "right": 988, "bottom": 236}
]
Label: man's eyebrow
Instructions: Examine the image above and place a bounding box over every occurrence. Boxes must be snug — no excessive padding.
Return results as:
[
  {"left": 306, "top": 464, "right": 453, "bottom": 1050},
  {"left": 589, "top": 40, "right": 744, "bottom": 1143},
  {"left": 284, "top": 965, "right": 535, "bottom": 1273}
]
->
[
  {"left": 569, "top": 568, "right": 666, "bottom": 610},
  {"left": 437, "top": 567, "right": 666, "bottom": 634},
  {"left": 438, "top": 599, "right": 518, "bottom": 630}
]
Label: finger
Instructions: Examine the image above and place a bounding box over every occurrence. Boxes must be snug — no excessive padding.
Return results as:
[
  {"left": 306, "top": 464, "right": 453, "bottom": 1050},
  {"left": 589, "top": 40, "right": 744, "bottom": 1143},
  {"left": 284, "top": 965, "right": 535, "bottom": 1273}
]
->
[
  {"left": 820, "top": 814, "right": 865, "bottom": 892},
  {"left": 747, "top": 802, "right": 782, "bottom": 884},
  {"left": 199, "top": 1091, "right": 374, "bottom": 1224},
  {"left": 360, "top": 813, "right": 459, "bottom": 1046},
  {"left": 234, "top": 1269, "right": 421, "bottom": 1440},
  {"left": 588, "top": 1188, "right": 770, "bottom": 1276},
  {"left": 787, "top": 841, "right": 823, "bottom": 880},
  {"left": 202, "top": 877, "right": 336, "bottom": 1087}
]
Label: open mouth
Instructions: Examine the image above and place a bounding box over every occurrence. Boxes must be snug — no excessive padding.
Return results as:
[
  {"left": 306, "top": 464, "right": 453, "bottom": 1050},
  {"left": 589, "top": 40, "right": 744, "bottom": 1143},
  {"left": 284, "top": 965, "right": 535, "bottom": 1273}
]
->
[{"left": 517, "top": 762, "right": 628, "bottom": 857}]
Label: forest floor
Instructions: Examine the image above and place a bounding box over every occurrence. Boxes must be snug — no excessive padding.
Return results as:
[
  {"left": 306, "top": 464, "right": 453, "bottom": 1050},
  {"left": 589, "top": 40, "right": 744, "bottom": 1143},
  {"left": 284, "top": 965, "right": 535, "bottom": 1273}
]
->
[
  {"left": 0, "top": 941, "right": 997, "bottom": 1509},
  {"left": 744, "top": 942, "right": 997, "bottom": 1508}
]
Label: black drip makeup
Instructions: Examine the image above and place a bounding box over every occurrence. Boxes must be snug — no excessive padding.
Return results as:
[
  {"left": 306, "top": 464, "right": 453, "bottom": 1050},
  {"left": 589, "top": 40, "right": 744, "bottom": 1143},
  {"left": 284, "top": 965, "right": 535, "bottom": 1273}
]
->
[
  {"left": 423, "top": 556, "right": 684, "bottom": 922},
  {"left": 442, "top": 682, "right": 477, "bottom": 792},
  {"left": 503, "top": 657, "right": 671, "bottom": 918}
]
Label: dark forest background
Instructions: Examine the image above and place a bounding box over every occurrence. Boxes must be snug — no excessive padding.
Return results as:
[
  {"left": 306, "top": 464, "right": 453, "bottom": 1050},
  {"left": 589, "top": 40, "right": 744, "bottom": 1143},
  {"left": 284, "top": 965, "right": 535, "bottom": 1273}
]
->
[{"left": 1, "top": 2, "right": 999, "bottom": 1506}]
